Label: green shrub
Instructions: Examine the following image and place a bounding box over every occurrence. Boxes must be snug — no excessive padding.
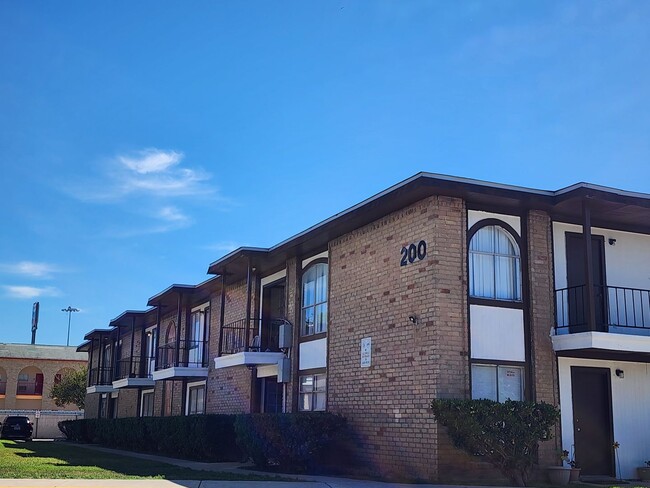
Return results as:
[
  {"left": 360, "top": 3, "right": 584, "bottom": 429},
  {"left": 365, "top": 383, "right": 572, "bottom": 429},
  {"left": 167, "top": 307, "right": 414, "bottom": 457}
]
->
[
  {"left": 234, "top": 412, "right": 349, "bottom": 472},
  {"left": 430, "top": 398, "right": 560, "bottom": 487},
  {"left": 58, "top": 415, "right": 241, "bottom": 462}
]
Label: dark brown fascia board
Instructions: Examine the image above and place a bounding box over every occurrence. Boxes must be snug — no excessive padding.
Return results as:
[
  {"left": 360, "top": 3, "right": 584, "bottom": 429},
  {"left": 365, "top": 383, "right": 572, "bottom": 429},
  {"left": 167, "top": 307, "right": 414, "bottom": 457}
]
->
[
  {"left": 109, "top": 309, "right": 155, "bottom": 329},
  {"left": 76, "top": 340, "right": 92, "bottom": 352},
  {"left": 146, "top": 284, "right": 197, "bottom": 307},
  {"left": 206, "top": 173, "right": 650, "bottom": 280},
  {"left": 83, "top": 328, "right": 115, "bottom": 340}
]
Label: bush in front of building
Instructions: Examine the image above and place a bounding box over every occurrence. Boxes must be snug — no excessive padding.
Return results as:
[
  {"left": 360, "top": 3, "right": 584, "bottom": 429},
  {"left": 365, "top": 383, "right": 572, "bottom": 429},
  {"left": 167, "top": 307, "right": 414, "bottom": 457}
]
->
[
  {"left": 234, "top": 412, "right": 351, "bottom": 473},
  {"left": 58, "top": 415, "right": 241, "bottom": 462},
  {"left": 430, "top": 398, "right": 560, "bottom": 487}
]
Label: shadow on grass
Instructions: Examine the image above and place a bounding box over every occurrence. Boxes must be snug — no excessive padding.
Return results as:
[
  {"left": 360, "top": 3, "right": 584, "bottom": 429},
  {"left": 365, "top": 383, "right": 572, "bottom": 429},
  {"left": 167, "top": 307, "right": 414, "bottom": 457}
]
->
[{"left": 0, "top": 440, "right": 285, "bottom": 481}]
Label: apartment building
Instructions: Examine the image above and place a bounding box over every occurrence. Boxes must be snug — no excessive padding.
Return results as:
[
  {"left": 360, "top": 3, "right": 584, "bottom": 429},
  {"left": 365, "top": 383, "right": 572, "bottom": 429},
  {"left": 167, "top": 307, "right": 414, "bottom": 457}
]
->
[{"left": 79, "top": 173, "right": 650, "bottom": 481}]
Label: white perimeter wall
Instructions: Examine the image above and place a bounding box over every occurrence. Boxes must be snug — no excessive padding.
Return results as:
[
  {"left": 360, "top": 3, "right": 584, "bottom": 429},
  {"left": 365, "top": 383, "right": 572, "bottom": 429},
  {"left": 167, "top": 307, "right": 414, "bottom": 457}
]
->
[{"left": 558, "top": 357, "right": 650, "bottom": 478}]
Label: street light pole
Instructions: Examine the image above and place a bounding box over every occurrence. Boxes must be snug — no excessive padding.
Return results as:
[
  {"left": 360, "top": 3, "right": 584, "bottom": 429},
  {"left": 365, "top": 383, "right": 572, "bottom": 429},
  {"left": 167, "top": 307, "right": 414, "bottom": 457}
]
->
[{"left": 61, "top": 306, "right": 80, "bottom": 346}]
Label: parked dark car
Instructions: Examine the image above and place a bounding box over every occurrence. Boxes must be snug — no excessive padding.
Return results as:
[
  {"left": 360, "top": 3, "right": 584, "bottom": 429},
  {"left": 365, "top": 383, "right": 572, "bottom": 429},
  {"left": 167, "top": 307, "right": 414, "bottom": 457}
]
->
[{"left": 0, "top": 416, "right": 33, "bottom": 440}]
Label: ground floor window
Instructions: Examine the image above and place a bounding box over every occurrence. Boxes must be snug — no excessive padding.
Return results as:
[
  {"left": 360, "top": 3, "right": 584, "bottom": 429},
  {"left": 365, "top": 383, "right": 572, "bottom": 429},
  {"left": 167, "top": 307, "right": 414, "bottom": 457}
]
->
[
  {"left": 141, "top": 390, "right": 154, "bottom": 417},
  {"left": 187, "top": 384, "right": 205, "bottom": 415},
  {"left": 299, "top": 373, "right": 326, "bottom": 411},
  {"left": 471, "top": 363, "right": 524, "bottom": 402}
]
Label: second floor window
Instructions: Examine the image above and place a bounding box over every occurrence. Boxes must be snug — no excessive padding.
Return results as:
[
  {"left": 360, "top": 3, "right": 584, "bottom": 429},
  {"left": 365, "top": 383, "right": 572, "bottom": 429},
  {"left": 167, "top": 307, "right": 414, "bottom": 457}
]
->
[
  {"left": 469, "top": 224, "right": 521, "bottom": 301},
  {"left": 301, "top": 262, "right": 328, "bottom": 336}
]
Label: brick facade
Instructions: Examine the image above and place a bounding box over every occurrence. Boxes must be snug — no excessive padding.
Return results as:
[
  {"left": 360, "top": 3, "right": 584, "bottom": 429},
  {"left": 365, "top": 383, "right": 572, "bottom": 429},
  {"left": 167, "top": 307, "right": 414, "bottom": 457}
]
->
[
  {"left": 77, "top": 174, "right": 577, "bottom": 483},
  {"left": 328, "top": 196, "right": 468, "bottom": 480}
]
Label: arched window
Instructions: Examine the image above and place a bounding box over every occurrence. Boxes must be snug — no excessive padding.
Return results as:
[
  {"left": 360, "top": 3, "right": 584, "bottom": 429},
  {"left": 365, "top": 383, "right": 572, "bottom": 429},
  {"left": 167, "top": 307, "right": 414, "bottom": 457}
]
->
[
  {"left": 301, "top": 262, "right": 328, "bottom": 336},
  {"left": 469, "top": 224, "right": 521, "bottom": 301}
]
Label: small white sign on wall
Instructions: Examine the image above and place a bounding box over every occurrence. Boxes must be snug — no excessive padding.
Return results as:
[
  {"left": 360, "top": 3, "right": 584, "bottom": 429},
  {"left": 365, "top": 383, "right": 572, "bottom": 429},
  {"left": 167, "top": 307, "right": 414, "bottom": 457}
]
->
[{"left": 361, "top": 337, "right": 372, "bottom": 367}]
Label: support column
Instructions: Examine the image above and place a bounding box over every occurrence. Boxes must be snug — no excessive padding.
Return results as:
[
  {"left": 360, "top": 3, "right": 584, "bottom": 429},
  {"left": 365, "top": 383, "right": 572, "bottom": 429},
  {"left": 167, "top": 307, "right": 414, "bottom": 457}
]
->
[{"left": 582, "top": 199, "right": 597, "bottom": 331}]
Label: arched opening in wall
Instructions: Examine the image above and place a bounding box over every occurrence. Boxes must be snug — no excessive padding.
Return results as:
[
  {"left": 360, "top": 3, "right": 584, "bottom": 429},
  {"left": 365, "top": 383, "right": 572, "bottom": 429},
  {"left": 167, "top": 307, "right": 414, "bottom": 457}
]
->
[{"left": 16, "top": 366, "right": 44, "bottom": 410}]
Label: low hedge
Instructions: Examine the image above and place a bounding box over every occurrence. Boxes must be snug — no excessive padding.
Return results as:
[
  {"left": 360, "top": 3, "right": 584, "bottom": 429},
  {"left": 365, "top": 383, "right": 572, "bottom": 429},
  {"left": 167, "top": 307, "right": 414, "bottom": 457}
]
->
[
  {"left": 59, "top": 415, "right": 241, "bottom": 462},
  {"left": 60, "top": 412, "right": 351, "bottom": 472},
  {"left": 234, "top": 412, "right": 350, "bottom": 472}
]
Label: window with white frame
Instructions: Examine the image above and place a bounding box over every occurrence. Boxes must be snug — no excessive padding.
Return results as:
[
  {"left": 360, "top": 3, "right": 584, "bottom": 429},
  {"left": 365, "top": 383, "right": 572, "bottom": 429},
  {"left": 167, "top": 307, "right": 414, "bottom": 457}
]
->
[
  {"left": 141, "top": 390, "right": 154, "bottom": 417},
  {"left": 471, "top": 364, "right": 524, "bottom": 402},
  {"left": 301, "top": 262, "right": 328, "bottom": 336},
  {"left": 299, "top": 374, "right": 326, "bottom": 411},
  {"left": 188, "top": 306, "right": 208, "bottom": 367},
  {"left": 469, "top": 224, "right": 521, "bottom": 301},
  {"left": 187, "top": 384, "right": 205, "bottom": 415}
]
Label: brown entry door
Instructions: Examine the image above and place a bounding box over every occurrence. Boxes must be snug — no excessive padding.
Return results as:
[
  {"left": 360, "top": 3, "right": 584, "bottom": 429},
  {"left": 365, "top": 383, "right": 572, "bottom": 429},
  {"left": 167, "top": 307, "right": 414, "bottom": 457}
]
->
[
  {"left": 566, "top": 233, "right": 607, "bottom": 332},
  {"left": 571, "top": 367, "right": 614, "bottom": 476}
]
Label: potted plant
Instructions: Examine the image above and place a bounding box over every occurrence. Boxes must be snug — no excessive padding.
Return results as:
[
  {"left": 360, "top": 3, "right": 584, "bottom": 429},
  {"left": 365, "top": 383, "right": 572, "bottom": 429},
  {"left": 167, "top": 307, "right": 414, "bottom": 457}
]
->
[
  {"left": 638, "top": 461, "right": 650, "bottom": 481},
  {"left": 547, "top": 450, "right": 571, "bottom": 485},
  {"left": 567, "top": 445, "right": 581, "bottom": 482}
]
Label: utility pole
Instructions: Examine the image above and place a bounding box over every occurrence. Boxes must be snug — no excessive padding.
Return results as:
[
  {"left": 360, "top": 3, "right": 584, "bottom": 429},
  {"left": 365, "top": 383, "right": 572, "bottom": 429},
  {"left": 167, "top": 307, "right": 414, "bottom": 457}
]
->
[{"left": 61, "top": 306, "right": 79, "bottom": 346}]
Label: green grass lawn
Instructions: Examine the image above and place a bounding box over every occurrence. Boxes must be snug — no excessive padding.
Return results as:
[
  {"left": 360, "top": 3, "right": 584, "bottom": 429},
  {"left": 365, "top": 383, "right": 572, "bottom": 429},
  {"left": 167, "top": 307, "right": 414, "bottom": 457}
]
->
[{"left": 0, "top": 440, "right": 289, "bottom": 480}]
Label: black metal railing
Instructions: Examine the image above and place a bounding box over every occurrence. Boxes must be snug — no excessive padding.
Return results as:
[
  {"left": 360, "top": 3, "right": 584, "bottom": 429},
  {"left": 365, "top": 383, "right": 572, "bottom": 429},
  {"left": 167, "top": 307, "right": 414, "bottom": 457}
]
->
[
  {"left": 114, "top": 356, "right": 155, "bottom": 380},
  {"left": 218, "top": 317, "right": 287, "bottom": 356},
  {"left": 89, "top": 366, "right": 113, "bottom": 386},
  {"left": 156, "top": 339, "right": 209, "bottom": 370},
  {"left": 556, "top": 285, "right": 650, "bottom": 332},
  {"left": 16, "top": 380, "right": 43, "bottom": 396}
]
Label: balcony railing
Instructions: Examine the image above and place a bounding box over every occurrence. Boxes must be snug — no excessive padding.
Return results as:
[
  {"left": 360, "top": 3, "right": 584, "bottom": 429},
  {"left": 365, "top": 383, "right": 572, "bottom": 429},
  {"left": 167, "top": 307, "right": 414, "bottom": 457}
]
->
[
  {"left": 556, "top": 285, "right": 650, "bottom": 332},
  {"left": 16, "top": 380, "right": 43, "bottom": 396},
  {"left": 156, "top": 339, "right": 209, "bottom": 370},
  {"left": 218, "top": 317, "right": 285, "bottom": 356},
  {"left": 89, "top": 367, "right": 113, "bottom": 386},
  {"left": 114, "top": 356, "right": 155, "bottom": 380}
]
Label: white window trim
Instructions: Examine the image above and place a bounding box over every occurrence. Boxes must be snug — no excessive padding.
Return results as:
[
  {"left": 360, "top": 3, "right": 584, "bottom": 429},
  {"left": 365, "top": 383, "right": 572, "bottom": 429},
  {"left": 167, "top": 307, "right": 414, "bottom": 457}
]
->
[
  {"left": 191, "top": 302, "right": 210, "bottom": 313},
  {"left": 185, "top": 380, "right": 207, "bottom": 415},
  {"left": 140, "top": 388, "right": 154, "bottom": 417},
  {"left": 302, "top": 251, "right": 328, "bottom": 269}
]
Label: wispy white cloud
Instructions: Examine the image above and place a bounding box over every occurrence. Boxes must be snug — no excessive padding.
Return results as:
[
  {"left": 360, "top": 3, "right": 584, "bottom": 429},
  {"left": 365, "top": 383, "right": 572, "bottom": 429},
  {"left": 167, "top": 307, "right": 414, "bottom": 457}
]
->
[
  {"left": 0, "top": 261, "right": 61, "bottom": 279},
  {"left": 107, "top": 206, "right": 192, "bottom": 238},
  {"left": 158, "top": 206, "right": 190, "bottom": 224},
  {"left": 4, "top": 285, "right": 61, "bottom": 299},
  {"left": 68, "top": 148, "right": 214, "bottom": 201},
  {"left": 119, "top": 149, "right": 182, "bottom": 174}
]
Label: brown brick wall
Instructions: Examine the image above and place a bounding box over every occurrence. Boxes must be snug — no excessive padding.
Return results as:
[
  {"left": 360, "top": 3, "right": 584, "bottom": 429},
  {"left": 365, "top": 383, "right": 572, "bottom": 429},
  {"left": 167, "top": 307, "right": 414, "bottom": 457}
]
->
[
  {"left": 526, "top": 210, "right": 560, "bottom": 466},
  {"left": 328, "top": 195, "right": 468, "bottom": 481},
  {"left": 206, "top": 278, "right": 257, "bottom": 414},
  {"left": 116, "top": 389, "right": 139, "bottom": 417},
  {"left": 85, "top": 393, "right": 100, "bottom": 418}
]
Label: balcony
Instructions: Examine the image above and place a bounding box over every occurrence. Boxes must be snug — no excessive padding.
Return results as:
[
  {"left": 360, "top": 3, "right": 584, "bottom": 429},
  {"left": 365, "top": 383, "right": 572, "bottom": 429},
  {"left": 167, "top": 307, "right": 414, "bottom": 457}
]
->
[
  {"left": 152, "top": 339, "right": 209, "bottom": 381},
  {"left": 87, "top": 366, "right": 115, "bottom": 394},
  {"left": 553, "top": 285, "right": 650, "bottom": 360},
  {"left": 214, "top": 318, "right": 288, "bottom": 371},
  {"left": 16, "top": 380, "right": 43, "bottom": 397},
  {"left": 112, "top": 356, "right": 155, "bottom": 389}
]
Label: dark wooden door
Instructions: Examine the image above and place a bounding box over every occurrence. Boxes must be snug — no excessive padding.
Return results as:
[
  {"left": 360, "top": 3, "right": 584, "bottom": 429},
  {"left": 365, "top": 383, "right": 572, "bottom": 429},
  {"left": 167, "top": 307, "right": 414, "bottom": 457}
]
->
[
  {"left": 566, "top": 233, "right": 606, "bottom": 332},
  {"left": 262, "top": 377, "right": 283, "bottom": 413},
  {"left": 571, "top": 367, "right": 614, "bottom": 476},
  {"left": 34, "top": 373, "right": 44, "bottom": 395},
  {"left": 261, "top": 280, "right": 285, "bottom": 351}
]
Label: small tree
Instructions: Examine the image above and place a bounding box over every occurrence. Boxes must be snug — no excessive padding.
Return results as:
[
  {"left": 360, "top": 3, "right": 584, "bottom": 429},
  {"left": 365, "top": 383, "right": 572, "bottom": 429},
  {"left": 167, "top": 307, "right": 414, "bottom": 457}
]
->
[
  {"left": 50, "top": 367, "right": 87, "bottom": 410},
  {"left": 431, "top": 398, "right": 560, "bottom": 486}
]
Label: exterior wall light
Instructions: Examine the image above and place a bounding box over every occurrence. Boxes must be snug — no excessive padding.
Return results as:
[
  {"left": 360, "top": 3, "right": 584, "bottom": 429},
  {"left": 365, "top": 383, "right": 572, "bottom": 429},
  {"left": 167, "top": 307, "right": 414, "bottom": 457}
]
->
[
  {"left": 615, "top": 369, "right": 624, "bottom": 378},
  {"left": 408, "top": 315, "right": 418, "bottom": 325}
]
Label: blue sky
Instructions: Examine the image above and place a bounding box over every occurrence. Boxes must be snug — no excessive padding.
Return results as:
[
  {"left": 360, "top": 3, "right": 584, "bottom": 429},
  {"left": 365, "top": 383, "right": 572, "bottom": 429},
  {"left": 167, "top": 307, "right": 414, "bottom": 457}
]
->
[{"left": 1, "top": 1, "right": 649, "bottom": 347}]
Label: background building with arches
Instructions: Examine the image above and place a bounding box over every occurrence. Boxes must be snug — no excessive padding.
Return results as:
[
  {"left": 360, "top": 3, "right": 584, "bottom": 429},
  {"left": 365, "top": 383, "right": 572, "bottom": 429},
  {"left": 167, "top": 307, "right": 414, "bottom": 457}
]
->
[{"left": 0, "top": 343, "right": 87, "bottom": 412}]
